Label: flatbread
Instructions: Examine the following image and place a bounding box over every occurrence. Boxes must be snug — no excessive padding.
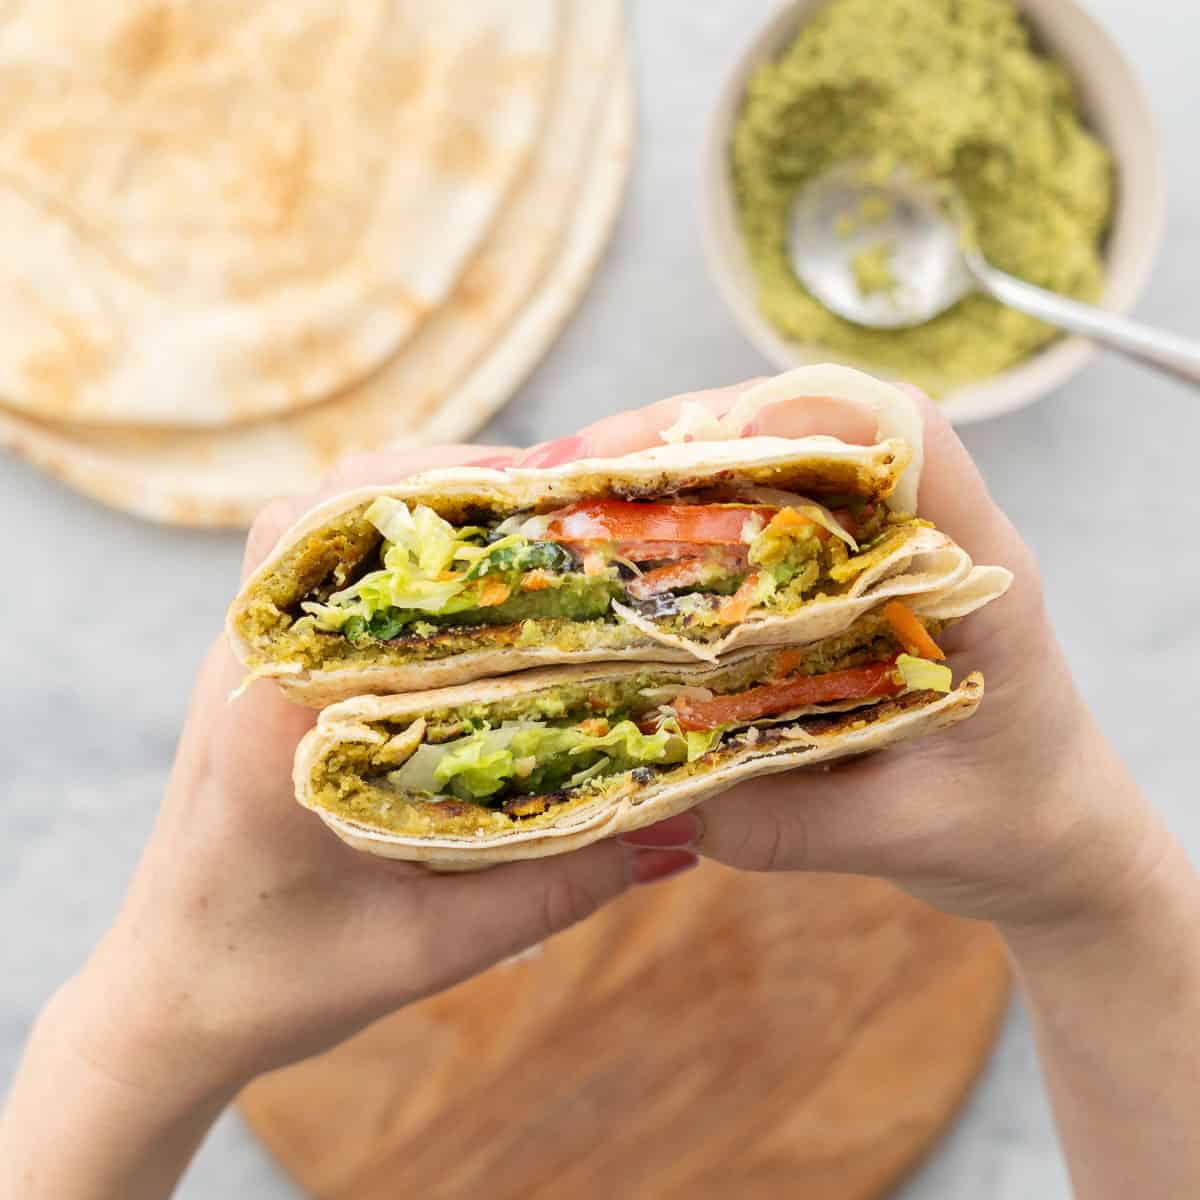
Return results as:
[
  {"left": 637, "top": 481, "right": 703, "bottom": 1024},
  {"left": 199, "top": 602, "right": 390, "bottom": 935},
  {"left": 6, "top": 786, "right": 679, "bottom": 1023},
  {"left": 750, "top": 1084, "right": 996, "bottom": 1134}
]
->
[
  {"left": 293, "top": 649, "right": 985, "bottom": 868},
  {"left": 0, "top": 9, "right": 632, "bottom": 523},
  {"left": 0, "top": 0, "right": 557, "bottom": 426},
  {"left": 227, "top": 436, "right": 1012, "bottom": 705}
]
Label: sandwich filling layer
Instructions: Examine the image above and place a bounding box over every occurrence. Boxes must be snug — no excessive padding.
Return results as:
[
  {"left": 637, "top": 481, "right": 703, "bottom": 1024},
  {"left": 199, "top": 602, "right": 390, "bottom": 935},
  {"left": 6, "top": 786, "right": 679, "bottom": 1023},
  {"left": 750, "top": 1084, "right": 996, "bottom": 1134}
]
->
[
  {"left": 306, "top": 608, "right": 952, "bottom": 838},
  {"left": 240, "top": 490, "right": 926, "bottom": 671}
]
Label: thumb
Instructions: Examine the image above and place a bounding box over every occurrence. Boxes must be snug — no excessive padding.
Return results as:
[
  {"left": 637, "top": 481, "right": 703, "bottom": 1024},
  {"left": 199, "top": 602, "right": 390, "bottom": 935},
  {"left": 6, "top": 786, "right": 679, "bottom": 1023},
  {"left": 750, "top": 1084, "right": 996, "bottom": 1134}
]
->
[
  {"left": 623, "top": 753, "right": 948, "bottom": 879},
  {"left": 401, "top": 841, "right": 696, "bottom": 994}
]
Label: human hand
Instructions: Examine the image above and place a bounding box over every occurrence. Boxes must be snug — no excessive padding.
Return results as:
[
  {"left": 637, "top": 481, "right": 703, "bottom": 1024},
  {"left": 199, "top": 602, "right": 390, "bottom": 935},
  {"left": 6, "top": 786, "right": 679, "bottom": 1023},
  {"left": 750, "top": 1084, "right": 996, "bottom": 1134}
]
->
[
  {"left": 550, "top": 381, "right": 1172, "bottom": 941},
  {"left": 68, "top": 443, "right": 697, "bottom": 1110},
  {"left": 8, "top": 390, "right": 1192, "bottom": 1200}
]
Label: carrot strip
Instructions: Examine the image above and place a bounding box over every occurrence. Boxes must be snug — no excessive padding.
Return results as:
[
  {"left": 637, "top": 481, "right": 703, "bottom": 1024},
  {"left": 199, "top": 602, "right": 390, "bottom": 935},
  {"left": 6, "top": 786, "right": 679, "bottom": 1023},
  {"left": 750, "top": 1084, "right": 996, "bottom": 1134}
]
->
[
  {"left": 773, "top": 648, "right": 806, "bottom": 678},
  {"left": 882, "top": 600, "right": 945, "bottom": 660},
  {"left": 717, "top": 572, "right": 762, "bottom": 625},
  {"left": 520, "top": 569, "right": 556, "bottom": 591},
  {"left": 477, "top": 578, "right": 512, "bottom": 607}
]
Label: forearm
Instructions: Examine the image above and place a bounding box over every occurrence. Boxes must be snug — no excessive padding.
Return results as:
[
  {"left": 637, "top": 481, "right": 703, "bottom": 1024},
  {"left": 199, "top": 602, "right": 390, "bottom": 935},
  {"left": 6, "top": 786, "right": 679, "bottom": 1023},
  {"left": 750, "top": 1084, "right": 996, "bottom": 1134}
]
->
[
  {"left": 0, "top": 970, "right": 236, "bottom": 1200},
  {"left": 1001, "top": 754, "right": 1200, "bottom": 1200}
]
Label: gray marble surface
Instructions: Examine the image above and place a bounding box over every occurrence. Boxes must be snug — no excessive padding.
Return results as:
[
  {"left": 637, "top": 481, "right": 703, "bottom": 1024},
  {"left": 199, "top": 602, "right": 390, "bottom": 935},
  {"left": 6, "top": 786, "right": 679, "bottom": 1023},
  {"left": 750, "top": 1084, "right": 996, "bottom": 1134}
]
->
[{"left": 2, "top": 2, "right": 1196, "bottom": 1196}]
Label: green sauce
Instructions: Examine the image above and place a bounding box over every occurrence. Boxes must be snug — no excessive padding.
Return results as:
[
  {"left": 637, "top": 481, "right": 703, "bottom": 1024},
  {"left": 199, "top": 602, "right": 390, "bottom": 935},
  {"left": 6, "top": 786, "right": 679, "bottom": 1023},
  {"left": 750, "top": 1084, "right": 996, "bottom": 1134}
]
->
[{"left": 732, "top": 0, "right": 1113, "bottom": 393}]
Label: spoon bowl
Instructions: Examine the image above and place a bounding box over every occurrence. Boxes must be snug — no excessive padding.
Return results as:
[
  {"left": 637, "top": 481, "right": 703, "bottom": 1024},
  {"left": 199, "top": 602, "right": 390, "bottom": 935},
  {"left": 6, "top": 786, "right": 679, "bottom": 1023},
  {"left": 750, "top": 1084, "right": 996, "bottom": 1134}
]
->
[
  {"left": 787, "top": 163, "right": 974, "bottom": 329},
  {"left": 785, "top": 161, "right": 1200, "bottom": 386},
  {"left": 700, "top": 0, "right": 1167, "bottom": 423}
]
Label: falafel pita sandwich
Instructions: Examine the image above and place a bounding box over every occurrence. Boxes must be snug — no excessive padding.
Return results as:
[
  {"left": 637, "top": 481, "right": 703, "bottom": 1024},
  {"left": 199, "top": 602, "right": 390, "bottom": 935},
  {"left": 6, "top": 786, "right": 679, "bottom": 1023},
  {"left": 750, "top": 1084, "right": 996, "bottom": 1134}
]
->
[
  {"left": 293, "top": 585, "right": 1007, "bottom": 868},
  {"left": 229, "top": 366, "right": 1004, "bottom": 705}
]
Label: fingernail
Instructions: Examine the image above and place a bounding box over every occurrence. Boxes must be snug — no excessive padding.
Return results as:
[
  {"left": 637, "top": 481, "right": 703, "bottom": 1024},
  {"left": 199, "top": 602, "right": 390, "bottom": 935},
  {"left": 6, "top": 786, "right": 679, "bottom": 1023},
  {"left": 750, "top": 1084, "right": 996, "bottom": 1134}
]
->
[
  {"left": 629, "top": 849, "right": 699, "bottom": 886},
  {"left": 467, "top": 453, "right": 515, "bottom": 469},
  {"left": 518, "top": 435, "right": 591, "bottom": 468},
  {"left": 741, "top": 419, "right": 759, "bottom": 436},
  {"left": 619, "top": 812, "right": 701, "bottom": 850}
]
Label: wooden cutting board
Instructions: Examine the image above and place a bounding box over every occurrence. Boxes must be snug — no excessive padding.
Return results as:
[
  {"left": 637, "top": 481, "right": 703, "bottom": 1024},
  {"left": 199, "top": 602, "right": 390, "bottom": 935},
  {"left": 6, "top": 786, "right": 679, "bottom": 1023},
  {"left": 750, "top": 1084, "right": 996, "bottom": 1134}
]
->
[{"left": 240, "top": 865, "right": 1009, "bottom": 1200}]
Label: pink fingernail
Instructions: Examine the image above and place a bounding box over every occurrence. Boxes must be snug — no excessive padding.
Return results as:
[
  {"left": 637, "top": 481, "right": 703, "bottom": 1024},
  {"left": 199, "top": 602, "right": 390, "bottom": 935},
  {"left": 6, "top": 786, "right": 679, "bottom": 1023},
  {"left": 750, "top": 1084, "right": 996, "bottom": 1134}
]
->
[
  {"left": 629, "top": 849, "right": 699, "bottom": 886},
  {"left": 518, "top": 435, "right": 591, "bottom": 468},
  {"left": 467, "top": 454, "right": 515, "bottom": 469},
  {"left": 619, "top": 812, "right": 701, "bottom": 850}
]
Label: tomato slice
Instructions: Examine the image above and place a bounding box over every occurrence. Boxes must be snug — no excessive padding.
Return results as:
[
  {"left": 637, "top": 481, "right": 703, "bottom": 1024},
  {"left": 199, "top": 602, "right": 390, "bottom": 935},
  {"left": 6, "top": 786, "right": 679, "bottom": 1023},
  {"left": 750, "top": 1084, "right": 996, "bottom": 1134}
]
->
[
  {"left": 671, "top": 660, "right": 902, "bottom": 731},
  {"left": 544, "top": 501, "right": 778, "bottom": 546},
  {"left": 626, "top": 559, "right": 710, "bottom": 601}
]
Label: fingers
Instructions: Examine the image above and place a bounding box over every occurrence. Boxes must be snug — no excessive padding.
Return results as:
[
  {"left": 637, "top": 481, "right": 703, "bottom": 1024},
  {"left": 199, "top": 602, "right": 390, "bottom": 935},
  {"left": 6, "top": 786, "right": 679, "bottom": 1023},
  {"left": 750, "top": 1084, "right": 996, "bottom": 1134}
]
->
[
  {"left": 522, "top": 375, "right": 946, "bottom": 466},
  {"left": 239, "top": 443, "right": 518, "bottom": 580},
  {"left": 896, "top": 386, "right": 1017, "bottom": 568},
  {"left": 572, "top": 383, "right": 748, "bottom": 458},
  {"left": 620, "top": 750, "right": 958, "bottom": 880},
  {"left": 565, "top": 380, "right": 875, "bottom": 461},
  {"left": 397, "top": 841, "right": 695, "bottom": 994},
  {"left": 527, "top": 378, "right": 1021, "bottom": 583}
]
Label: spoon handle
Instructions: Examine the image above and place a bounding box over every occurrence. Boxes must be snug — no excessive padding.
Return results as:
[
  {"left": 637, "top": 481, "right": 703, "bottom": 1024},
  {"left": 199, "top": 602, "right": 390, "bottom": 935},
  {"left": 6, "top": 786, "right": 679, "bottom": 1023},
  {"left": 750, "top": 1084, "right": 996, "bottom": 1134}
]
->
[{"left": 970, "top": 259, "right": 1200, "bottom": 386}]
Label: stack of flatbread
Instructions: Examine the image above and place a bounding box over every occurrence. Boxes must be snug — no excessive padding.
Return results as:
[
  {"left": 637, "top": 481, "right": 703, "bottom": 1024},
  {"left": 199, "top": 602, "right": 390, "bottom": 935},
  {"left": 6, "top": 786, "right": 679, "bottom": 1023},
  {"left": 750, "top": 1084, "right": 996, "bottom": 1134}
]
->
[{"left": 0, "top": 1, "right": 631, "bottom": 526}]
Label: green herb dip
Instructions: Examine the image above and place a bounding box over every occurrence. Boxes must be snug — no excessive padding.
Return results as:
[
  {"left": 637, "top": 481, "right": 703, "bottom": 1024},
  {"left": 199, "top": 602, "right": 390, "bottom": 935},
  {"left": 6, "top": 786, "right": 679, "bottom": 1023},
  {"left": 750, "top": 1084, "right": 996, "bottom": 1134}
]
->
[{"left": 732, "top": 0, "right": 1114, "bottom": 393}]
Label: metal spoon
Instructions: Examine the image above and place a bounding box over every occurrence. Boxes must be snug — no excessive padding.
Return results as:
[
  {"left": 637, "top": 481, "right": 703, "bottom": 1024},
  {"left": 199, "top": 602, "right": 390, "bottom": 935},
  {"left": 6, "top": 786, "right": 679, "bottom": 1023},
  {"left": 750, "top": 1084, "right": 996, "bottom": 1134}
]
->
[{"left": 787, "top": 162, "right": 1200, "bottom": 385}]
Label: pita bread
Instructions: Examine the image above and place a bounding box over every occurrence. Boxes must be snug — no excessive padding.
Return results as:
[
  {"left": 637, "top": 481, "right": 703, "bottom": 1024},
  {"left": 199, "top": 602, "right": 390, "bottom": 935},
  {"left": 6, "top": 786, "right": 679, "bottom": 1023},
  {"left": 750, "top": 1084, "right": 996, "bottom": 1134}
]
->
[
  {"left": 227, "top": 435, "right": 1012, "bottom": 704},
  {"left": 0, "top": 10, "right": 632, "bottom": 524},
  {"left": 0, "top": 0, "right": 557, "bottom": 426},
  {"left": 292, "top": 643, "right": 986, "bottom": 869}
]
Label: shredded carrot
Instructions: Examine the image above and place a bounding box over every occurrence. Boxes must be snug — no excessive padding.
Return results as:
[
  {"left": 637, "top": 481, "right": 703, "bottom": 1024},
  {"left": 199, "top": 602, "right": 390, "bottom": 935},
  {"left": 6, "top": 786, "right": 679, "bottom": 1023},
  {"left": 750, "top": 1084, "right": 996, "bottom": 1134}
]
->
[
  {"left": 520, "top": 569, "right": 556, "bottom": 591},
  {"left": 770, "top": 508, "right": 813, "bottom": 530},
  {"left": 718, "top": 571, "right": 762, "bottom": 624},
  {"left": 477, "top": 578, "right": 512, "bottom": 608},
  {"left": 882, "top": 600, "right": 945, "bottom": 660},
  {"left": 773, "top": 648, "right": 806, "bottom": 678},
  {"left": 436, "top": 570, "right": 463, "bottom": 581},
  {"left": 769, "top": 508, "right": 828, "bottom": 541}
]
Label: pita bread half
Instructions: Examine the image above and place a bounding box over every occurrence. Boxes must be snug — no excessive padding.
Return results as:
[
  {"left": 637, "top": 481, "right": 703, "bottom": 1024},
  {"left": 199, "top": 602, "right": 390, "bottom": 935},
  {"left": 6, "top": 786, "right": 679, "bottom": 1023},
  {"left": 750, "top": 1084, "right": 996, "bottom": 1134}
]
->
[
  {"left": 0, "top": 10, "right": 633, "bottom": 524},
  {"left": 263, "top": 524, "right": 984, "bottom": 707},
  {"left": 292, "top": 643, "right": 985, "bottom": 869},
  {"left": 225, "top": 436, "right": 1014, "bottom": 705},
  {"left": 0, "top": 0, "right": 557, "bottom": 426}
]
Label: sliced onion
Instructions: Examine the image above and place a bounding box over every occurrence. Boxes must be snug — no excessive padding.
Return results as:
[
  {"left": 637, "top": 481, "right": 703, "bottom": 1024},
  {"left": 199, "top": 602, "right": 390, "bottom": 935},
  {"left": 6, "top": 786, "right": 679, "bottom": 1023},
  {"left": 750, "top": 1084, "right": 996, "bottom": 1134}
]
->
[
  {"left": 734, "top": 487, "right": 859, "bottom": 551},
  {"left": 494, "top": 511, "right": 554, "bottom": 540}
]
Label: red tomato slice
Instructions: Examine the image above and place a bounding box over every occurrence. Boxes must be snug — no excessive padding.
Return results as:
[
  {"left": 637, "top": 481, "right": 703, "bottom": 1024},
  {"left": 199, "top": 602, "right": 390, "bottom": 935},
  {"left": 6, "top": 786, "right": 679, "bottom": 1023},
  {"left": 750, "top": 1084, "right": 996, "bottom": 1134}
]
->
[
  {"left": 544, "top": 501, "right": 777, "bottom": 546},
  {"left": 672, "top": 660, "right": 902, "bottom": 731},
  {"left": 626, "top": 559, "right": 710, "bottom": 600}
]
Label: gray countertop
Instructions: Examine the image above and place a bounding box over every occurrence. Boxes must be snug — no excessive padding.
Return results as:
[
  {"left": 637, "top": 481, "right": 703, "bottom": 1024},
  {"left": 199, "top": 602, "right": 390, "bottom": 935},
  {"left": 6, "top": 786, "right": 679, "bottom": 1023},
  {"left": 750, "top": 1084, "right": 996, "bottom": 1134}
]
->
[{"left": 2, "top": 2, "right": 1196, "bottom": 1196}]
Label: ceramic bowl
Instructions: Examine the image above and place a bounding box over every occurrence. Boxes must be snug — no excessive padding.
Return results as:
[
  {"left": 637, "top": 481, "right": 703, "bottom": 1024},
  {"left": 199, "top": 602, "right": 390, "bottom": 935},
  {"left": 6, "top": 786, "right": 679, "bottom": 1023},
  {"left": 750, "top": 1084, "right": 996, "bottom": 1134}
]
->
[{"left": 701, "top": 0, "right": 1166, "bottom": 424}]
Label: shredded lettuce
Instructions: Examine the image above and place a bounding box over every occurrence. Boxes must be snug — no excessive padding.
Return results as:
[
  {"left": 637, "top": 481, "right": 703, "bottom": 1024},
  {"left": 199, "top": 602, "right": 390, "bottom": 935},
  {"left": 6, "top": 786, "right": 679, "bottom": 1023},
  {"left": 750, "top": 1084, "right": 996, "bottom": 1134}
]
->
[
  {"left": 895, "top": 653, "right": 952, "bottom": 693},
  {"left": 387, "top": 716, "right": 717, "bottom": 804},
  {"left": 299, "top": 499, "right": 585, "bottom": 635},
  {"left": 684, "top": 728, "right": 723, "bottom": 759}
]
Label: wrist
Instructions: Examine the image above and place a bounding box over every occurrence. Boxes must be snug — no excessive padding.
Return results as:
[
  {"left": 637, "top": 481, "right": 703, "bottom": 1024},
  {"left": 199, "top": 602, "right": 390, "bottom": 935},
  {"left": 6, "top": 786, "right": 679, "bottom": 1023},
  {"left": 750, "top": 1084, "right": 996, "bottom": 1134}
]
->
[
  {"left": 992, "top": 710, "right": 1181, "bottom": 955},
  {"left": 58, "top": 926, "right": 251, "bottom": 1113},
  {"left": 0, "top": 966, "right": 235, "bottom": 1200}
]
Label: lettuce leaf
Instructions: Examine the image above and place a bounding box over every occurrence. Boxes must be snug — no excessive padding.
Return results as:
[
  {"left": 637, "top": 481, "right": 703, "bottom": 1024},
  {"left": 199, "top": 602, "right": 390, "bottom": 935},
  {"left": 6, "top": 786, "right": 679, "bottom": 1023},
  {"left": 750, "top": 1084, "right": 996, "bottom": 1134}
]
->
[
  {"left": 388, "top": 718, "right": 700, "bottom": 804},
  {"left": 300, "top": 499, "right": 595, "bottom": 635}
]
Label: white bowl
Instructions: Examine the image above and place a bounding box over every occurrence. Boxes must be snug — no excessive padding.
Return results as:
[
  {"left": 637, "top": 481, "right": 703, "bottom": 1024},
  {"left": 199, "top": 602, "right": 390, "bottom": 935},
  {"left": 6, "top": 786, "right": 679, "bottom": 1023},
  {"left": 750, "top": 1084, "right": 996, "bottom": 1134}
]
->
[{"left": 701, "top": 0, "right": 1166, "bottom": 425}]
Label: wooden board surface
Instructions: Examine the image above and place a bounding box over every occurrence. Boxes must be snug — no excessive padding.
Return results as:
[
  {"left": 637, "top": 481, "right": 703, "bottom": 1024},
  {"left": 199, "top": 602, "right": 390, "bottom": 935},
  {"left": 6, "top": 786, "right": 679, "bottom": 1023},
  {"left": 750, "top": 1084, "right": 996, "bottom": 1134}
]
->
[{"left": 240, "top": 864, "right": 1009, "bottom": 1200}]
